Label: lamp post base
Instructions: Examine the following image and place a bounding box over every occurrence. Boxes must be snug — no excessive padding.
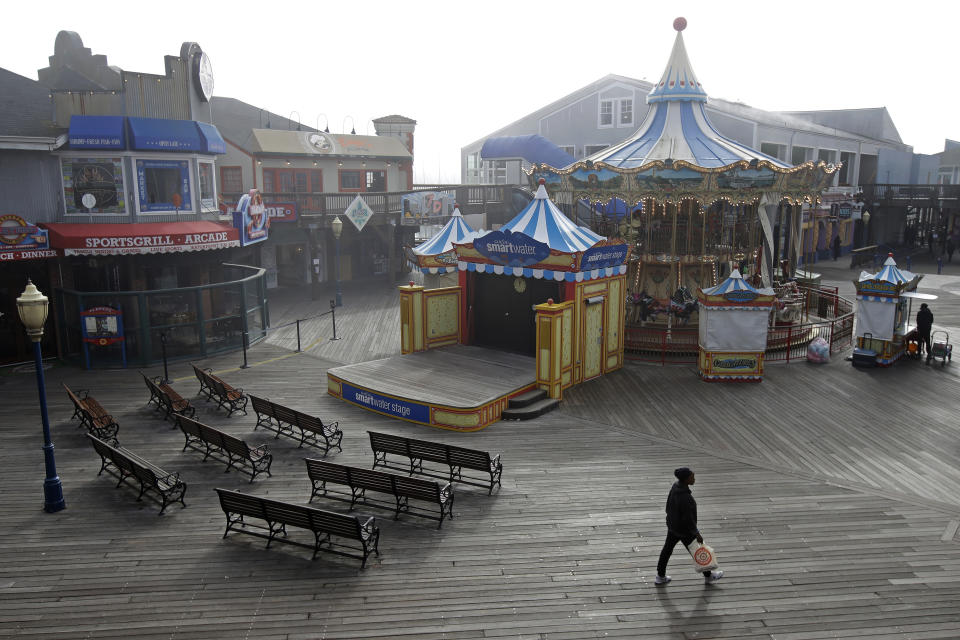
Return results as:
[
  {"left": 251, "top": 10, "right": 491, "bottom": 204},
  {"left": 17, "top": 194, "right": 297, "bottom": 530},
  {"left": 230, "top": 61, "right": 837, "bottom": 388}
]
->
[{"left": 43, "top": 475, "right": 66, "bottom": 513}]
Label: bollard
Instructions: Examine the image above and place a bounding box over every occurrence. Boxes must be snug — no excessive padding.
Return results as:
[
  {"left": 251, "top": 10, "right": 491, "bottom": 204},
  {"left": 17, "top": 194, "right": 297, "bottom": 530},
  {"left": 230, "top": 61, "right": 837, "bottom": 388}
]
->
[
  {"left": 330, "top": 299, "right": 341, "bottom": 341},
  {"left": 906, "top": 255, "right": 912, "bottom": 271},
  {"left": 241, "top": 331, "right": 249, "bottom": 368},
  {"left": 296, "top": 319, "right": 302, "bottom": 352},
  {"left": 938, "top": 256, "right": 943, "bottom": 274},
  {"left": 160, "top": 332, "right": 170, "bottom": 384}
]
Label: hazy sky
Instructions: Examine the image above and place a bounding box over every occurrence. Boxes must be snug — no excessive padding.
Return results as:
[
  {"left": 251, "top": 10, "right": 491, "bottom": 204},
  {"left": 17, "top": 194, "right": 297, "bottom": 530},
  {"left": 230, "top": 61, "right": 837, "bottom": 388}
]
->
[{"left": 5, "top": 1, "right": 958, "bottom": 183}]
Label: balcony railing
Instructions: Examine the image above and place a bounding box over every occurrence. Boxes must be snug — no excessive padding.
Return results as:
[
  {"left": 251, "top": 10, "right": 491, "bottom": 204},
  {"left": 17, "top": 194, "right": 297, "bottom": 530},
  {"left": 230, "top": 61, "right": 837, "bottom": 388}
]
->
[{"left": 861, "top": 183, "right": 960, "bottom": 205}]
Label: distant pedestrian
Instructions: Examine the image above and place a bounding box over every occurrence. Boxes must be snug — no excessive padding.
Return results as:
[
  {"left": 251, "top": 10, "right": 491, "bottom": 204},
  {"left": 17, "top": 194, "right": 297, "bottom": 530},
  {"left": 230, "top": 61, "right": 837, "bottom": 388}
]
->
[
  {"left": 917, "top": 303, "right": 934, "bottom": 363},
  {"left": 655, "top": 467, "right": 724, "bottom": 585},
  {"left": 832, "top": 234, "right": 841, "bottom": 261}
]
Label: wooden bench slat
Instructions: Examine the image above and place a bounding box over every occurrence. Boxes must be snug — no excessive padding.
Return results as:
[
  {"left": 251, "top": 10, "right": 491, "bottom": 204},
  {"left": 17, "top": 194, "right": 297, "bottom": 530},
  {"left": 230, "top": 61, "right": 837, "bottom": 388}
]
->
[{"left": 368, "top": 431, "right": 502, "bottom": 494}]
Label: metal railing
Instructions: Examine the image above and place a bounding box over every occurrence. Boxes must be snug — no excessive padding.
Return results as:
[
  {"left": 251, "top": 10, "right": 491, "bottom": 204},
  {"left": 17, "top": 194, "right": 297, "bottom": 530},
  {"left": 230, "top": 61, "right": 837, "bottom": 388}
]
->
[
  {"left": 624, "top": 285, "right": 855, "bottom": 364},
  {"left": 861, "top": 183, "right": 960, "bottom": 205}
]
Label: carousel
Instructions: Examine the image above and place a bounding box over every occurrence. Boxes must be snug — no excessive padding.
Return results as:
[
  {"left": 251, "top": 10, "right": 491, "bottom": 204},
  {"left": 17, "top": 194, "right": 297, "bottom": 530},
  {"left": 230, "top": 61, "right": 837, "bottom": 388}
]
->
[{"left": 527, "top": 17, "right": 837, "bottom": 350}]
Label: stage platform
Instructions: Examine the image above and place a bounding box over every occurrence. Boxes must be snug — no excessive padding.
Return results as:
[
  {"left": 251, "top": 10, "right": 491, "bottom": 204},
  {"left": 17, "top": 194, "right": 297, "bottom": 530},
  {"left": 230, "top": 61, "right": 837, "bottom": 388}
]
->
[{"left": 327, "top": 345, "right": 538, "bottom": 431}]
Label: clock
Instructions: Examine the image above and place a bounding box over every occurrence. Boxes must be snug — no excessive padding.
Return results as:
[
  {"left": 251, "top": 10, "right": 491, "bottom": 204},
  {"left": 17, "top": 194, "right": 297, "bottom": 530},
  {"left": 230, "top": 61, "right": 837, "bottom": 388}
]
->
[
  {"left": 192, "top": 50, "right": 214, "bottom": 102},
  {"left": 513, "top": 277, "right": 527, "bottom": 293}
]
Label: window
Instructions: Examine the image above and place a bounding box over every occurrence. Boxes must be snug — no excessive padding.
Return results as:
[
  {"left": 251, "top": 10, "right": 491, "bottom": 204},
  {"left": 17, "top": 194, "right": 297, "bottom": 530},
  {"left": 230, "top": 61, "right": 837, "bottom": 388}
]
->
[
  {"left": 760, "top": 143, "right": 786, "bottom": 162},
  {"left": 62, "top": 157, "right": 126, "bottom": 214},
  {"left": 262, "top": 168, "right": 322, "bottom": 193},
  {"left": 198, "top": 161, "right": 216, "bottom": 212},
  {"left": 838, "top": 152, "right": 855, "bottom": 186},
  {"left": 339, "top": 169, "right": 387, "bottom": 192},
  {"left": 599, "top": 100, "right": 614, "bottom": 127},
  {"left": 220, "top": 166, "right": 243, "bottom": 195},
  {"left": 585, "top": 144, "right": 609, "bottom": 157},
  {"left": 791, "top": 146, "right": 813, "bottom": 166},
  {"left": 136, "top": 159, "right": 191, "bottom": 213},
  {"left": 817, "top": 149, "right": 836, "bottom": 164},
  {"left": 560, "top": 145, "right": 576, "bottom": 157},
  {"left": 619, "top": 99, "right": 633, "bottom": 126}
]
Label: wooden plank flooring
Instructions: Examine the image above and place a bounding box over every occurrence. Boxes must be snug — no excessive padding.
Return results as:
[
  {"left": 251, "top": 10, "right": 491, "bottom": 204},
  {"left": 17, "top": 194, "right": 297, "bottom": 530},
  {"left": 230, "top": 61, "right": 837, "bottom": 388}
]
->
[{"left": 2, "top": 263, "right": 960, "bottom": 638}]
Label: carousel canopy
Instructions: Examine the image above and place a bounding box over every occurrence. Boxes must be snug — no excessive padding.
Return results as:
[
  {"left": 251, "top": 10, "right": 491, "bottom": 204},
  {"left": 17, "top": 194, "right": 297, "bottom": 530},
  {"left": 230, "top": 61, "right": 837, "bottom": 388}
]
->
[
  {"left": 412, "top": 206, "right": 476, "bottom": 256},
  {"left": 481, "top": 135, "right": 576, "bottom": 168},
  {"left": 500, "top": 181, "right": 604, "bottom": 253},
  {"left": 586, "top": 20, "right": 790, "bottom": 170}
]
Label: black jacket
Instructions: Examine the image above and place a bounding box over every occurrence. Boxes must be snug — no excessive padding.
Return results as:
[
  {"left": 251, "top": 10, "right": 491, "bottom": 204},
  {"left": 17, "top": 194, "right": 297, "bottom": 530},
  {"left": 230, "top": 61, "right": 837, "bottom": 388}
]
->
[
  {"left": 917, "top": 307, "right": 934, "bottom": 333},
  {"left": 665, "top": 481, "right": 699, "bottom": 537}
]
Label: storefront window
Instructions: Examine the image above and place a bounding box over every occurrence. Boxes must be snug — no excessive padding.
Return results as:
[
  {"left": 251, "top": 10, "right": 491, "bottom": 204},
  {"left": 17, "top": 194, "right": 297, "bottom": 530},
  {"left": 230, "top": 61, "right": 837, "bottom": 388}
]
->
[
  {"left": 62, "top": 157, "right": 126, "bottom": 214},
  {"left": 136, "top": 159, "right": 192, "bottom": 213},
  {"left": 198, "top": 161, "right": 216, "bottom": 212}
]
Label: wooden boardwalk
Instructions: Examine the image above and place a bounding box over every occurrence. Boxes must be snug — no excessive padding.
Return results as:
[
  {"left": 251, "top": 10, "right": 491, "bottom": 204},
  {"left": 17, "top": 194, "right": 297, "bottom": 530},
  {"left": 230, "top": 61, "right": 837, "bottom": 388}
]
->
[{"left": 2, "top": 264, "right": 960, "bottom": 638}]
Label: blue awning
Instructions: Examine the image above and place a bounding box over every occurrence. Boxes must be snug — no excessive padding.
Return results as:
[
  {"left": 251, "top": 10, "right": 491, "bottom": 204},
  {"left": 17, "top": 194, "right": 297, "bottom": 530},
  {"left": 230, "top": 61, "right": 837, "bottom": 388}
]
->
[
  {"left": 197, "top": 122, "right": 227, "bottom": 154},
  {"left": 127, "top": 117, "right": 203, "bottom": 152},
  {"left": 481, "top": 135, "right": 576, "bottom": 168},
  {"left": 68, "top": 115, "right": 126, "bottom": 149}
]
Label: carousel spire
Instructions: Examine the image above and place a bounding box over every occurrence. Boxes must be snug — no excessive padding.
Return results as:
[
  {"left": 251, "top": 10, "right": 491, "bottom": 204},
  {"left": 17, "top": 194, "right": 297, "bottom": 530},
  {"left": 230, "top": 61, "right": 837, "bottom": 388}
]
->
[{"left": 646, "top": 17, "right": 707, "bottom": 104}]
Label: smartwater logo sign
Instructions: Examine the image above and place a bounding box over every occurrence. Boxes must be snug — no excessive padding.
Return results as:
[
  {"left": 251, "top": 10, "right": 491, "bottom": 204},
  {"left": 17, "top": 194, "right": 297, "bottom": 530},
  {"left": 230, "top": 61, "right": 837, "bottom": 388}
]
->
[
  {"left": 474, "top": 230, "right": 550, "bottom": 267},
  {"left": 340, "top": 383, "right": 430, "bottom": 423},
  {"left": 580, "top": 243, "right": 628, "bottom": 269}
]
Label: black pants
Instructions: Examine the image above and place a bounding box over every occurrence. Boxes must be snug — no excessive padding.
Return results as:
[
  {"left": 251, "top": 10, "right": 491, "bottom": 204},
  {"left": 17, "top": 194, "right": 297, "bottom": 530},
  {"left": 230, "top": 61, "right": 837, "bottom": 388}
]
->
[
  {"left": 657, "top": 531, "right": 711, "bottom": 577},
  {"left": 919, "top": 331, "right": 931, "bottom": 355}
]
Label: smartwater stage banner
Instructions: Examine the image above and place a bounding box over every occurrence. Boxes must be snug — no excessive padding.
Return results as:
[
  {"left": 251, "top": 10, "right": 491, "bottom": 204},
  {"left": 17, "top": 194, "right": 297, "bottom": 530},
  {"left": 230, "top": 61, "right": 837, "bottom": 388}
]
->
[{"left": 339, "top": 382, "right": 431, "bottom": 424}]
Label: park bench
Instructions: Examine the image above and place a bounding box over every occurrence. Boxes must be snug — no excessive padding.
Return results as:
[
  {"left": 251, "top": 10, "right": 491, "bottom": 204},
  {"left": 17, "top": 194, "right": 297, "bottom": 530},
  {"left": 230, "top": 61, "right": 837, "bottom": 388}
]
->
[
  {"left": 849, "top": 245, "right": 879, "bottom": 269},
  {"left": 368, "top": 431, "right": 502, "bottom": 494},
  {"left": 249, "top": 394, "right": 342, "bottom": 455},
  {"left": 177, "top": 415, "right": 272, "bottom": 482},
  {"left": 305, "top": 459, "right": 453, "bottom": 528},
  {"left": 142, "top": 373, "right": 196, "bottom": 422},
  {"left": 63, "top": 383, "right": 119, "bottom": 444},
  {"left": 85, "top": 433, "right": 187, "bottom": 514},
  {"left": 214, "top": 488, "right": 380, "bottom": 568},
  {"left": 191, "top": 364, "right": 248, "bottom": 416}
]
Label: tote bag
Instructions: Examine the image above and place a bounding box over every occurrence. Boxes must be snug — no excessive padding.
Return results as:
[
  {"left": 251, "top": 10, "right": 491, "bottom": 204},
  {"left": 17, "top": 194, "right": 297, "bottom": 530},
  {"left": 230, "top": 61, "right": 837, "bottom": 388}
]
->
[{"left": 685, "top": 542, "right": 718, "bottom": 573}]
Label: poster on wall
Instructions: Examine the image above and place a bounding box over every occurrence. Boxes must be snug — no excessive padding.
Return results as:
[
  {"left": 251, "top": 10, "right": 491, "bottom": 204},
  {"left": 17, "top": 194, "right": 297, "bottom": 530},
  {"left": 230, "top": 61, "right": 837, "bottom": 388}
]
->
[
  {"left": 345, "top": 195, "right": 374, "bottom": 232},
  {"left": 136, "top": 159, "right": 191, "bottom": 212},
  {"left": 233, "top": 189, "right": 270, "bottom": 246},
  {"left": 62, "top": 157, "right": 126, "bottom": 214},
  {"left": 401, "top": 190, "right": 454, "bottom": 225}
]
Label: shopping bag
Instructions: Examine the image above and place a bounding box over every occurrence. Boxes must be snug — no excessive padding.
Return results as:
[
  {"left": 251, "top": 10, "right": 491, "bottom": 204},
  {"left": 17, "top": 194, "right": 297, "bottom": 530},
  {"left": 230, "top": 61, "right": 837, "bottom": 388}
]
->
[{"left": 685, "top": 542, "right": 718, "bottom": 573}]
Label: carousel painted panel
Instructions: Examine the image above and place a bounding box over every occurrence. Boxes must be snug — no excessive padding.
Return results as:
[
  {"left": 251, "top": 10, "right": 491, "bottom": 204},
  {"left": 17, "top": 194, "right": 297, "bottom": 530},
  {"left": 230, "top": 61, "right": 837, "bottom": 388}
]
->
[
  {"left": 698, "top": 350, "right": 764, "bottom": 382},
  {"left": 424, "top": 287, "right": 461, "bottom": 348}
]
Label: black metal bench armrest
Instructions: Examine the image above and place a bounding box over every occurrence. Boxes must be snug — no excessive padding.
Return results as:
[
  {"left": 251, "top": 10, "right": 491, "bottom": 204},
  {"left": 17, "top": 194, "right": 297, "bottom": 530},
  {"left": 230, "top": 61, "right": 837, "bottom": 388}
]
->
[
  {"left": 490, "top": 453, "right": 502, "bottom": 468},
  {"left": 159, "top": 471, "right": 181, "bottom": 485},
  {"left": 251, "top": 443, "right": 269, "bottom": 456},
  {"left": 360, "top": 516, "right": 376, "bottom": 532},
  {"left": 79, "top": 389, "right": 91, "bottom": 399}
]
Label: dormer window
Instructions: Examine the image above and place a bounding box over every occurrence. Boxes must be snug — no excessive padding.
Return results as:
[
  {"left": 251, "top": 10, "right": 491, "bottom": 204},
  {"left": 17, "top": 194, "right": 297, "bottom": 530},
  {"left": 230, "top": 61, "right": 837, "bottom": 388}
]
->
[{"left": 599, "top": 98, "right": 634, "bottom": 128}]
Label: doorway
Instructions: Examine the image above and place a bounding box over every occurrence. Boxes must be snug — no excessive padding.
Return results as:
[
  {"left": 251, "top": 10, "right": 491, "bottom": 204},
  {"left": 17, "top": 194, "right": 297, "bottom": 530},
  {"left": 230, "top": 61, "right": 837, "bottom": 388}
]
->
[{"left": 472, "top": 273, "right": 561, "bottom": 355}]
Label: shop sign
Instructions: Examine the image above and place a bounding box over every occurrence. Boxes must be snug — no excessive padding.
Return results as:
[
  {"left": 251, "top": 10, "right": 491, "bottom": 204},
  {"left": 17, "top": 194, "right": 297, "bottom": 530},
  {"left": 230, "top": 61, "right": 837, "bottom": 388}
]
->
[
  {"left": 857, "top": 280, "right": 899, "bottom": 297},
  {"left": 81, "top": 306, "right": 124, "bottom": 345},
  {"left": 580, "top": 243, "right": 628, "bottom": 270},
  {"left": 401, "top": 191, "right": 454, "bottom": 225},
  {"left": 0, "top": 215, "right": 56, "bottom": 261},
  {"left": 723, "top": 289, "right": 757, "bottom": 303},
  {"left": 837, "top": 205, "right": 853, "bottom": 219},
  {"left": 474, "top": 230, "right": 551, "bottom": 267},
  {"left": 340, "top": 382, "right": 430, "bottom": 424},
  {"left": 233, "top": 190, "right": 269, "bottom": 246},
  {"left": 710, "top": 354, "right": 759, "bottom": 373},
  {"left": 265, "top": 202, "right": 297, "bottom": 223},
  {"left": 345, "top": 195, "right": 374, "bottom": 232}
]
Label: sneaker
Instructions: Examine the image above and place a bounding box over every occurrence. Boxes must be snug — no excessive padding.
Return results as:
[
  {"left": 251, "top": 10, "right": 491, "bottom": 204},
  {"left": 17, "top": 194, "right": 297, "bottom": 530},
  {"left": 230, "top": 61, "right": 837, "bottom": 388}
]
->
[
  {"left": 704, "top": 570, "right": 724, "bottom": 584},
  {"left": 654, "top": 574, "right": 672, "bottom": 585}
]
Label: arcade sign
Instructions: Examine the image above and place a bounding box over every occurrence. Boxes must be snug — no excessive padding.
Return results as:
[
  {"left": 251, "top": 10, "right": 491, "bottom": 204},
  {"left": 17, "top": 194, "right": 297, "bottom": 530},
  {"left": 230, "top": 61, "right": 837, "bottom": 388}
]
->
[
  {"left": 265, "top": 202, "right": 297, "bottom": 223},
  {"left": 474, "top": 230, "right": 551, "bottom": 267},
  {"left": 0, "top": 215, "right": 56, "bottom": 261}
]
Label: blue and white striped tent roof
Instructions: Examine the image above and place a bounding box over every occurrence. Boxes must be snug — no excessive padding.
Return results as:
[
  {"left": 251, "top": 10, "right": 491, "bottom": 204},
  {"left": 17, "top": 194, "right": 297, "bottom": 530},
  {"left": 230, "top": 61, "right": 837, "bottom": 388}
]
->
[
  {"left": 412, "top": 207, "right": 476, "bottom": 256},
  {"left": 499, "top": 182, "right": 604, "bottom": 253},
  {"left": 701, "top": 269, "right": 772, "bottom": 296},
  {"left": 585, "top": 21, "right": 791, "bottom": 170},
  {"left": 863, "top": 254, "right": 917, "bottom": 285}
]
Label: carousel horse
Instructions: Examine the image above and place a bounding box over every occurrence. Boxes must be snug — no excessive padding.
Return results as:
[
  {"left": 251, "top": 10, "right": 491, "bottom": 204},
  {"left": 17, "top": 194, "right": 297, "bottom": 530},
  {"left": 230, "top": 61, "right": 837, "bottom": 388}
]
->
[
  {"left": 669, "top": 286, "right": 699, "bottom": 326},
  {"left": 628, "top": 291, "right": 666, "bottom": 324}
]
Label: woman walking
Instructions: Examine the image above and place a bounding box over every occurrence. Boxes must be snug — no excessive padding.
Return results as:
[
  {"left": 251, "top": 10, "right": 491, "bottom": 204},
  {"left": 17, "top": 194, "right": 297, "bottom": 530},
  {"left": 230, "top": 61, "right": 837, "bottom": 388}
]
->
[{"left": 655, "top": 467, "right": 724, "bottom": 585}]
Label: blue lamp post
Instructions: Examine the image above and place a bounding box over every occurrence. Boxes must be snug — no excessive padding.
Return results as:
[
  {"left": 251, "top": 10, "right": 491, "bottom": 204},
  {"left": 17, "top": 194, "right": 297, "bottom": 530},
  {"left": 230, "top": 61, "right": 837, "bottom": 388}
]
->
[
  {"left": 332, "top": 215, "right": 343, "bottom": 307},
  {"left": 17, "top": 279, "right": 65, "bottom": 513}
]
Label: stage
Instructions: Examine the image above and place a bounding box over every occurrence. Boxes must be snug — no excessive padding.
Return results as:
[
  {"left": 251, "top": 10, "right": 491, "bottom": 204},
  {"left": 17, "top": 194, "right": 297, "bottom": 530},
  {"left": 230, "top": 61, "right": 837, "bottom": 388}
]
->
[{"left": 327, "top": 345, "right": 538, "bottom": 431}]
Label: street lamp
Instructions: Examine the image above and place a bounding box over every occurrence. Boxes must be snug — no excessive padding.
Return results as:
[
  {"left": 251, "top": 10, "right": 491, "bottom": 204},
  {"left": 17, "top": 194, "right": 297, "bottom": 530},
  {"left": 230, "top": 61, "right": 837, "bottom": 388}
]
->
[
  {"left": 332, "top": 215, "right": 343, "bottom": 307},
  {"left": 862, "top": 210, "right": 871, "bottom": 245},
  {"left": 17, "top": 279, "right": 65, "bottom": 513}
]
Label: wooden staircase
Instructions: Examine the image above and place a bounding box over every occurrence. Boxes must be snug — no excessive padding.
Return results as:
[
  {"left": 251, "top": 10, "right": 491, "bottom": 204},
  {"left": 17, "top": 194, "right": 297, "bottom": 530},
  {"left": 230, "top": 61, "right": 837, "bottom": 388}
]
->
[{"left": 501, "top": 388, "right": 559, "bottom": 421}]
